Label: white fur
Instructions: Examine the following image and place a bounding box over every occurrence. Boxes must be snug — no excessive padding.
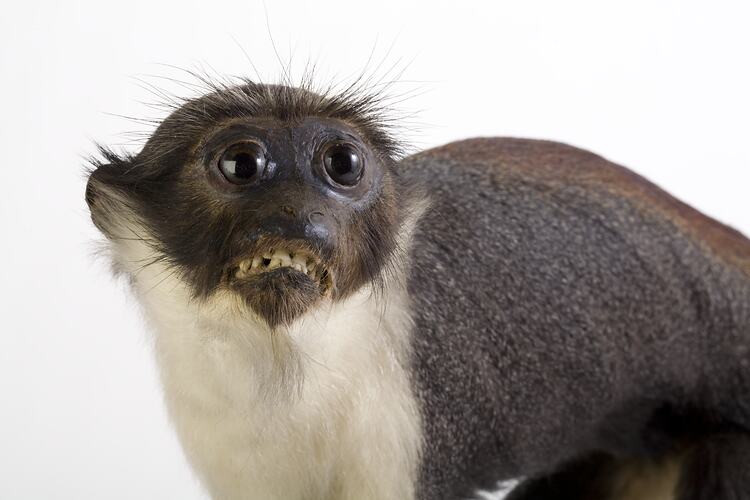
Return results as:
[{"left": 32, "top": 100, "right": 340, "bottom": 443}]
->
[{"left": 107, "top": 221, "right": 423, "bottom": 500}]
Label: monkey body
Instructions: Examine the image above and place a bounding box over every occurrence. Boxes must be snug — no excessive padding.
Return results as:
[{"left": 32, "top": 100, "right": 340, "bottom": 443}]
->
[
  {"left": 402, "top": 138, "right": 750, "bottom": 498},
  {"left": 87, "top": 83, "right": 750, "bottom": 499}
]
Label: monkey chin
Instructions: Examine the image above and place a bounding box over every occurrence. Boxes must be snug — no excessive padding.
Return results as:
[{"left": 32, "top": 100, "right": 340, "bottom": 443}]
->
[{"left": 230, "top": 268, "right": 330, "bottom": 329}]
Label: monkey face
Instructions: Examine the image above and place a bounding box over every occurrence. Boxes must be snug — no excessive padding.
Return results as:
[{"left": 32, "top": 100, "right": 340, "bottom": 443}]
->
[{"left": 86, "top": 84, "right": 406, "bottom": 328}]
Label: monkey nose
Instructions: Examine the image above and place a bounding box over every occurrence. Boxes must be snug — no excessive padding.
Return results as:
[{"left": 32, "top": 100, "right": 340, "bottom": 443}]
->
[{"left": 248, "top": 207, "right": 337, "bottom": 255}]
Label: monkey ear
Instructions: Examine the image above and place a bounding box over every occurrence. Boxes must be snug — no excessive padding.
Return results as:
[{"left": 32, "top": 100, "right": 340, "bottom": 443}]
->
[
  {"left": 85, "top": 148, "right": 140, "bottom": 238},
  {"left": 84, "top": 165, "right": 106, "bottom": 211}
]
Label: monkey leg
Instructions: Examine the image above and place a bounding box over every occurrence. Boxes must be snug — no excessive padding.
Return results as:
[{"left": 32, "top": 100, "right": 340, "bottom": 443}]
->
[
  {"left": 675, "top": 433, "right": 750, "bottom": 500},
  {"left": 505, "top": 452, "right": 687, "bottom": 500},
  {"left": 504, "top": 453, "right": 618, "bottom": 500}
]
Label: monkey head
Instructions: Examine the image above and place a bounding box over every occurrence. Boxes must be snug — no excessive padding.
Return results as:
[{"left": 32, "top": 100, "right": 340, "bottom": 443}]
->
[{"left": 86, "top": 82, "right": 408, "bottom": 328}]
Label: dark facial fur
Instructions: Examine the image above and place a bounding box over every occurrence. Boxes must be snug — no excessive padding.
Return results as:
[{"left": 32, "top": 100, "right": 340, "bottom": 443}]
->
[{"left": 86, "top": 81, "right": 409, "bottom": 328}]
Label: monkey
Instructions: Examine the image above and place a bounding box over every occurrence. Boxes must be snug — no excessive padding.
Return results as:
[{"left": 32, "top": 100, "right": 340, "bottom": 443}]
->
[{"left": 85, "top": 78, "right": 750, "bottom": 500}]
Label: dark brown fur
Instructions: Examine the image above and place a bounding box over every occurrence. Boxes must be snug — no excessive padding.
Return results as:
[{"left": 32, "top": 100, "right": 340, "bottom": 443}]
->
[
  {"left": 401, "top": 138, "right": 750, "bottom": 499},
  {"left": 429, "top": 138, "right": 750, "bottom": 278}
]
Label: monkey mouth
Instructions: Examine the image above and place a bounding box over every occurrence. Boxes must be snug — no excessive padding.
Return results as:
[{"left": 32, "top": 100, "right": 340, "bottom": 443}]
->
[{"left": 230, "top": 247, "right": 332, "bottom": 294}]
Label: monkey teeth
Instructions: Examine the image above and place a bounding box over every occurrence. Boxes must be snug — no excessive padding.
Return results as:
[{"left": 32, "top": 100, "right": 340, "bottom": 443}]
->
[{"left": 234, "top": 249, "right": 328, "bottom": 286}]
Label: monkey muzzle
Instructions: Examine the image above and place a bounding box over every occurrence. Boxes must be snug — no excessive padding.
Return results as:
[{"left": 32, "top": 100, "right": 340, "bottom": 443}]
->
[{"left": 222, "top": 208, "right": 337, "bottom": 328}]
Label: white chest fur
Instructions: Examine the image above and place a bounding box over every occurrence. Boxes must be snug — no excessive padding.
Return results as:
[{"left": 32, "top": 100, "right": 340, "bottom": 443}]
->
[{"left": 113, "top": 235, "right": 422, "bottom": 500}]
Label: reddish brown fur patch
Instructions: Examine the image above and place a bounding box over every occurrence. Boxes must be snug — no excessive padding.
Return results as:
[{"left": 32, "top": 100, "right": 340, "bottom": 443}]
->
[{"left": 423, "top": 138, "right": 750, "bottom": 278}]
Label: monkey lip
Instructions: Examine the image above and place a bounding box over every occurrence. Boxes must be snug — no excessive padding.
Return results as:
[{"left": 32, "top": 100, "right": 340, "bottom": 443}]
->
[{"left": 230, "top": 248, "right": 332, "bottom": 293}]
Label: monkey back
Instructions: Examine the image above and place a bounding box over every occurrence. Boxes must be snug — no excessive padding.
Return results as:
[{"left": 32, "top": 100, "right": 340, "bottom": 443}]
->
[{"left": 398, "top": 138, "right": 750, "bottom": 499}]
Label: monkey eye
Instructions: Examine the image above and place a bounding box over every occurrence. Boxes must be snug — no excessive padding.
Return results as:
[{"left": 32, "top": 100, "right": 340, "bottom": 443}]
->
[
  {"left": 322, "top": 143, "right": 363, "bottom": 187},
  {"left": 218, "top": 142, "right": 267, "bottom": 184}
]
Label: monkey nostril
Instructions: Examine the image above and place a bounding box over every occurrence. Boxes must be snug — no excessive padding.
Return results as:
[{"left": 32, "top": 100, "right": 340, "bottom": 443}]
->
[
  {"left": 305, "top": 211, "right": 335, "bottom": 248},
  {"left": 308, "top": 211, "right": 325, "bottom": 224}
]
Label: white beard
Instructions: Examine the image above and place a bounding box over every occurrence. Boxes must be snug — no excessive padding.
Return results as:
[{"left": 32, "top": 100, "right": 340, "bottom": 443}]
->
[{"left": 104, "top": 215, "right": 424, "bottom": 500}]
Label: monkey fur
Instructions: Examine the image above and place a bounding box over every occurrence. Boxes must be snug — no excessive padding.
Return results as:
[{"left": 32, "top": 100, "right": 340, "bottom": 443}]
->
[{"left": 86, "top": 80, "right": 750, "bottom": 500}]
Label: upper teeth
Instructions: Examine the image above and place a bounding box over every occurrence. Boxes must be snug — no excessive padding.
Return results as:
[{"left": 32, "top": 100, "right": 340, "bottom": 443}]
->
[{"left": 235, "top": 249, "right": 323, "bottom": 282}]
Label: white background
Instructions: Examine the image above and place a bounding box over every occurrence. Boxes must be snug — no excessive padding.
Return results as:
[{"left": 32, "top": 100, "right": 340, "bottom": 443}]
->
[{"left": 1, "top": 1, "right": 749, "bottom": 499}]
